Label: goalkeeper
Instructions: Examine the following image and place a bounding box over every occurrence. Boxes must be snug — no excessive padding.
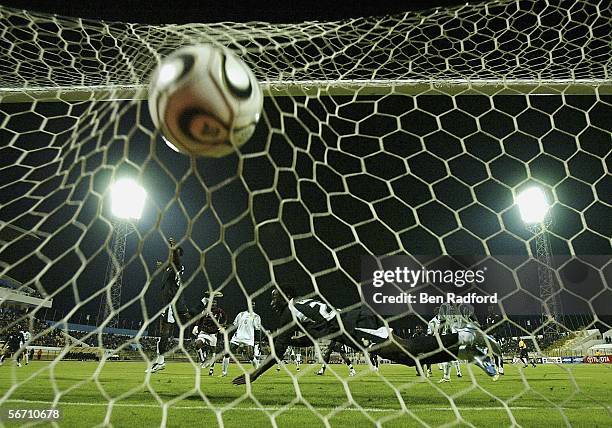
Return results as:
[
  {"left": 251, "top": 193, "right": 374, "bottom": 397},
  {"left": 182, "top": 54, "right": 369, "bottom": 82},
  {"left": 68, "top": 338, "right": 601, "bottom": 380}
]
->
[{"left": 233, "top": 286, "right": 499, "bottom": 385}]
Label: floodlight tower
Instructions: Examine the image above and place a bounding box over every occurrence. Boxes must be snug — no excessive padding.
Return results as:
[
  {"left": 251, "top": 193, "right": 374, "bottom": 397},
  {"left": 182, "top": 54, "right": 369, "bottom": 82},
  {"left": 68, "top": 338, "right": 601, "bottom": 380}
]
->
[
  {"left": 97, "top": 179, "right": 146, "bottom": 328},
  {"left": 516, "top": 187, "right": 562, "bottom": 338}
]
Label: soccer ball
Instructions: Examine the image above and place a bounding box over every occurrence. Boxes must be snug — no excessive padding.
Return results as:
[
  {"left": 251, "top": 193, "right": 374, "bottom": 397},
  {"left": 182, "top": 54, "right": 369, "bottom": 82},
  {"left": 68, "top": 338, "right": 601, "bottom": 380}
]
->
[{"left": 148, "top": 44, "right": 263, "bottom": 157}]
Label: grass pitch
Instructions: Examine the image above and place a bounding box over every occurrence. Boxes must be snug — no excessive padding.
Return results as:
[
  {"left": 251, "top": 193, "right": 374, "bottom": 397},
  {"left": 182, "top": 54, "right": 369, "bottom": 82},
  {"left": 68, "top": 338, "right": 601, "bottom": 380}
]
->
[{"left": 0, "top": 360, "right": 610, "bottom": 427}]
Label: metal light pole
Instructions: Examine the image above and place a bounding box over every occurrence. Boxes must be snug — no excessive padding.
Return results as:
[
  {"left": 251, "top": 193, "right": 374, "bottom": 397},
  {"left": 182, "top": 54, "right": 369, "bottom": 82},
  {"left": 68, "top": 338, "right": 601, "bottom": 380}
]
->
[
  {"left": 517, "top": 187, "right": 562, "bottom": 338},
  {"left": 97, "top": 178, "right": 146, "bottom": 328}
]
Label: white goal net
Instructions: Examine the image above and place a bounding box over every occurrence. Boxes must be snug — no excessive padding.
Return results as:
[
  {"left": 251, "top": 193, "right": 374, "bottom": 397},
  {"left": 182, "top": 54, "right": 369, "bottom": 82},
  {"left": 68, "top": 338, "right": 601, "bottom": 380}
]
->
[{"left": 0, "top": 0, "right": 610, "bottom": 426}]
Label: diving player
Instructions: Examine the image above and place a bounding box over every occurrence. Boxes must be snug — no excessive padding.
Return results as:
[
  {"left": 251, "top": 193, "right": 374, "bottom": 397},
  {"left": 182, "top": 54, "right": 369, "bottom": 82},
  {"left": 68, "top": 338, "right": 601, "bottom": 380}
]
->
[{"left": 233, "top": 287, "right": 499, "bottom": 385}]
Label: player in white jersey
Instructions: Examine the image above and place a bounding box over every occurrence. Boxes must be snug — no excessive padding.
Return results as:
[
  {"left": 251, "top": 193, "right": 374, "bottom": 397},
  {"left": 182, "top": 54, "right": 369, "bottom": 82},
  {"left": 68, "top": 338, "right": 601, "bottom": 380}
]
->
[
  {"left": 427, "top": 309, "right": 441, "bottom": 336},
  {"left": 221, "top": 303, "right": 263, "bottom": 377},
  {"left": 425, "top": 307, "right": 443, "bottom": 377},
  {"left": 438, "top": 304, "right": 468, "bottom": 383},
  {"left": 289, "top": 348, "right": 303, "bottom": 371},
  {"left": 20, "top": 330, "right": 32, "bottom": 365}
]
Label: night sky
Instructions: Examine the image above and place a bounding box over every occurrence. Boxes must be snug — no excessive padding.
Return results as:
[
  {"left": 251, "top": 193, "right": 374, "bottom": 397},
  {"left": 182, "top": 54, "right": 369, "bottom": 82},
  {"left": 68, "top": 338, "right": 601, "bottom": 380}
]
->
[
  {"left": 0, "top": 0, "right": 610, "bottom": 331},
  {"left": 1, "top": 93, "right": 610, "bottom": 329}
]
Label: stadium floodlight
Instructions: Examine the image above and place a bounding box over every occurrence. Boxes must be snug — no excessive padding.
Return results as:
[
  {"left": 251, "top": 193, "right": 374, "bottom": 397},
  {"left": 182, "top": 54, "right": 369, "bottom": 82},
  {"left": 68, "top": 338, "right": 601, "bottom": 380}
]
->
[
  {"left": 517, "top": 186, "right": 562, "bottom": 338},
  {"left": 98, "top": 178, "right": 147, "bottom": 328},
  {"left": 516, "top": 187, "right": 549, "bottom": 224},
  {"left": 110, "top": 178, "right": 147, "bottom": 220}
]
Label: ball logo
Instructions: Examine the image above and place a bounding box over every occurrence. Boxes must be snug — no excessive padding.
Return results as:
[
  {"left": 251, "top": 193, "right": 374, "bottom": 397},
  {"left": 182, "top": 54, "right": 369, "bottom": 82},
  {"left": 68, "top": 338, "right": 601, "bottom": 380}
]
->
[
  {"left": 192, "top": 116, "right": 222, "bottom": 140},
  {"left": 178, "top": 108, "right": 227, "bottom": 145}
]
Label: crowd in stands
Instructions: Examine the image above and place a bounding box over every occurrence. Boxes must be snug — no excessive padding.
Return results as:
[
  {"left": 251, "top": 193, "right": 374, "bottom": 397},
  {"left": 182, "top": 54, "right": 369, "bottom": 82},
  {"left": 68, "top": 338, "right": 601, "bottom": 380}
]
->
[
  {"left": 66, "top": 330, "right": 160, "bottom": 352},
  {"left": 1, "top": 307, "right": 65, "bottom": 347}
]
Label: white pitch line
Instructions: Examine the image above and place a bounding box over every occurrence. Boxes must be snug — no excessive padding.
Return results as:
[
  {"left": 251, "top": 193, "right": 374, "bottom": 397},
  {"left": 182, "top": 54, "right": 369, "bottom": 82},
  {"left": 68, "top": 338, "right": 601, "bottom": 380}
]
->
[{"left": 2, "top": 400, "right": 609, "bottom": 413}]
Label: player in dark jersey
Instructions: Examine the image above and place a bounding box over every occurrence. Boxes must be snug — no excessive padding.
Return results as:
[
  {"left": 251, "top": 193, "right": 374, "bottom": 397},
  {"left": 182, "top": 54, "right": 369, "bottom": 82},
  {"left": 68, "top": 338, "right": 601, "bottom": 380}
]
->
[
  {"left": 412, "top": 324, "right": 430, "bottom": 377},
  {"left": 483, "top": 306, "right": 505, "bottom": 375},
  {"left": 316, "top": 340, "right": 356, "bottom": 377},
  {"left": 191, "top": 292, "right": 227, "bottom": 376},
  {"left": 147, "top": 237, "right": 190, "bottom": 374},
  {"left": 233, "top": 286, "right": 499, "bottom": 385},
  {"left": 0, "top": 327, "right": 25, "bottom": 367}
]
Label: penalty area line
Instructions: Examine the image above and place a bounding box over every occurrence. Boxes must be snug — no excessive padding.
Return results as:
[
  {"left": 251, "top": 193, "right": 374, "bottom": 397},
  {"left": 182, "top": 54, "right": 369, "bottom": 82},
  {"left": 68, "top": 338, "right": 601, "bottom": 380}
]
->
[{"left": 1, "top": 399, "right": 607, "bottom": 413}]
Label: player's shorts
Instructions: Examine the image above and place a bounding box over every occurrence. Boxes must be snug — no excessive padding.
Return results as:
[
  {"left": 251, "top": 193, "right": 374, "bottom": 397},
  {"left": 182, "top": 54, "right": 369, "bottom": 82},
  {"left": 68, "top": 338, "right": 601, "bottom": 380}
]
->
[
  {"left": 520, "top": 349, "right": 529, "bottom": 358},
  {"left": 161, "top": 305, "right": 176, "bottom": 324},
  {"left": 230, "top": 338, "right": 255, "bottom": 348},
  {"left": 196, "top": 332, "right": 217, "bottom": 348}
]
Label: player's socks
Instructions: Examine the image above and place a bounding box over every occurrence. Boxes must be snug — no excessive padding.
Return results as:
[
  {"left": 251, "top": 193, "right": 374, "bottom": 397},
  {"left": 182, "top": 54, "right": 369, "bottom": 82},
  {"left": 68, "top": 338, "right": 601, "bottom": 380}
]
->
[
  {"left": 349, "top": 367, "right": 356, "bottom": 377},
  {"left": 251, "top": 358, "right": 259, "bottom": 369},
  {"left": 317, "top": 365, "right": 326, "bottom": 375},
  {"left": 222, "top": 356, "right": 230, "bottom": 376},
  {"left": 493, "top": 355, "right": 503, "bottom": 373},
  {"left": 442, "top": 362, "right": 451, "bottom": 380},
  {"left": 440, "top": 361, "right": 452, "bottom": 381},
  {"left": 197, "top": 349, "right": 205, "bottom": 364},
  {"left": 454, "top": 361, "right": 462, "bottom": 377}
]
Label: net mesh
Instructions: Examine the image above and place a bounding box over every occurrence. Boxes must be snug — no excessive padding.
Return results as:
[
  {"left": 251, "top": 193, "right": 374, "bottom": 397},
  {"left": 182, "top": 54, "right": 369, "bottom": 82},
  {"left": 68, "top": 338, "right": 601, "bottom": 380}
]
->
[{"left": 0, "top": 0, "right": 611, "bottom": 426}]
